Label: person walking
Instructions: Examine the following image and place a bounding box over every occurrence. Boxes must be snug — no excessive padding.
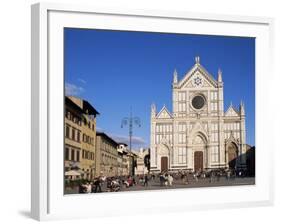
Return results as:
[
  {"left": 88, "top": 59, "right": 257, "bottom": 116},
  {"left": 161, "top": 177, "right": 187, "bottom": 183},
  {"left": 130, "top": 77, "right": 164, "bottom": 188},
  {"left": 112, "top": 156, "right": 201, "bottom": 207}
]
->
[
  {"left": 164, "top": 173, "right": 168, "bottom": 186},
  {"left": 93, "top": 177, "right": 102, "bottom": 193},
  {"left": 132, "top": 177, "right": 136, "bottom": 186},
  {"left": 144, "top": 175, "right": 148, "bottom": 187},
  {"left": 168, "top": 174, "right": 173, "bottom": 186},
  {"left": 194, "top": 172, "right": 198, "bottom": 182},
  {"left": 159, "top": 173, "right": 163, "bottom": 186},
  {"left": 226, "top": 170, "right": 231, "bottom": 181},
  {"left": 181, "top": 173, "right": 185, "bottom": 184},
  {"left": 209, "top": 171, "right": 214, "bottom": 183},
  {"left": 185, "top": 172, "right": 189, "bottom": 185}
]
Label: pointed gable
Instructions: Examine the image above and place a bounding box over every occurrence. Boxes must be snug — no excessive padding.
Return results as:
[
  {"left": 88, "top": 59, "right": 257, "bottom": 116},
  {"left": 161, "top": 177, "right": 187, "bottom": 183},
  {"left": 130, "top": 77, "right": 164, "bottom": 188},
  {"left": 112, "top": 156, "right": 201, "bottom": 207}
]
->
[
  {"left": 225, "top": 105, "right": 239, "bottom": 117},
  {"left": 156, "top": 106, "right": 173, "bottom": 119},
  {"left": 225, "top": 131, "right": 240, "bottom": 145},
  {"left": 177, "top": 62, "right": 218, "bottom": 89}
]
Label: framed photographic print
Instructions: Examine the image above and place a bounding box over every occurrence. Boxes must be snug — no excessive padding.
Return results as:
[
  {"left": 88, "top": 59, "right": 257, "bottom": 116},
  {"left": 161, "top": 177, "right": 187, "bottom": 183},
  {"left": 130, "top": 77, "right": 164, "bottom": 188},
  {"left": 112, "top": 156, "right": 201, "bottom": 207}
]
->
[{"left": 31, "top": 2, "right": 274, "bottom": 221}]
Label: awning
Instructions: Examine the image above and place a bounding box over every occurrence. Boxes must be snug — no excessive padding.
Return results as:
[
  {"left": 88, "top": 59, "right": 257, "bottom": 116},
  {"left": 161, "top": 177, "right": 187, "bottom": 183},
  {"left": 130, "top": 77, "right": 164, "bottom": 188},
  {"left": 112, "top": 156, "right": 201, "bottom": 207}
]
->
[{"left": 65, "top": 170, "right": 81, "bottom": 176}]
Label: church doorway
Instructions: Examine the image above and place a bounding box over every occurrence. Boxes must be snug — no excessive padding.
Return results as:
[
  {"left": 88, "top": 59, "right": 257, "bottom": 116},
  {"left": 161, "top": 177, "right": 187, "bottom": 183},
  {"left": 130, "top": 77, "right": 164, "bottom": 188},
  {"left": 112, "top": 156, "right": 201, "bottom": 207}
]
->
[
  {"left": 194, "top": 151, "right": 203, "bottom": 171},
  {"left": 227, "top": 142, "right": 238, "bottom": 169},
  {"left": 161, "top": 157, "right": 168, "bottom": 172},
  {"left": 192, "top": 133, "right": 207, "bottom": 171}
]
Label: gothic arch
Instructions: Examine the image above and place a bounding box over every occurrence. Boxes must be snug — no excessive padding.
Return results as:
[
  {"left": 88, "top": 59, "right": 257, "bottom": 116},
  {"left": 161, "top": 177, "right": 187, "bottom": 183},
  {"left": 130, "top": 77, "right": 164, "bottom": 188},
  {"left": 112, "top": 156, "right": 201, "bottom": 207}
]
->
[
  {"left": 156, "top": 143, "right": 170, "bottom": 156},
  {"left": 192, "top": 132, "right": 208, "bottom": 145},
  {"left": 225, "top": 131, "right": 240, "bottom": 146},
  {"left": 156, "top": 143, "right": 171, "bottom": 172},
  {"left": 191, "top": 132, "right": 208, "bottom": 171},
  {"left": 188, "top": 124, "right": 209, "bottom": 145},
  {"left": 226, "top": 141, "right": 239, "bottom": 169}
]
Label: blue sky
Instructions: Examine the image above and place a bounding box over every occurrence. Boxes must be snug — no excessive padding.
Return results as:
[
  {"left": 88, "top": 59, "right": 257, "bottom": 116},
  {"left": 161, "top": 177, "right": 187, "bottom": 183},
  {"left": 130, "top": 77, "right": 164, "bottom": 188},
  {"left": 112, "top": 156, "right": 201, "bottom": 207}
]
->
[{"left": 64, "top": 28, "right": 255, "bottom": 148}]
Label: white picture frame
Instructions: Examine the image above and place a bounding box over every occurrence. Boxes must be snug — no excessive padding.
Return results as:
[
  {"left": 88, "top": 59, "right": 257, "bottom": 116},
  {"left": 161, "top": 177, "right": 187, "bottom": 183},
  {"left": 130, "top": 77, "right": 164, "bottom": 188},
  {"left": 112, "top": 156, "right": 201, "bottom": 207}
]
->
[{"left": 31, "top": 2, "right": 274, "bottom": 221}]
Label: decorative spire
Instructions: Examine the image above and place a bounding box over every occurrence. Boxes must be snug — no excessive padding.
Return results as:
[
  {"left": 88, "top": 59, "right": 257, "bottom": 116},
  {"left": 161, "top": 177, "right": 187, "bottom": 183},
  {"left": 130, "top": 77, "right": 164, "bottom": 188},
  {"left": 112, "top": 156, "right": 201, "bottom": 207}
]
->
[
  {"left": 195, "top": 56, "right": 200, "bottom": 64},
  {"left": 218, "top": 68, "right": 223, "bottom": 82},
  {"left": 151, "top": 103, "right": 156, "bottom": 117},
  {"left": 173, "top": 69, "right": 178, "bottom": 83},
  {"left": 230, "top": 130, "right": 234, "bottom": 139},
  {"left": 240, "top": 100, "right": 245, "bottom": 116}
]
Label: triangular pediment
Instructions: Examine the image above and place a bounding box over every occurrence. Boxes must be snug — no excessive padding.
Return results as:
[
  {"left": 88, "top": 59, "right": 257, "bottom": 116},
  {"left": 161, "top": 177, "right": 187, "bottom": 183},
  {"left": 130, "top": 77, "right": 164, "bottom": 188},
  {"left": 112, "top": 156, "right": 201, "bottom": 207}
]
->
[
  {"left": 177, "top": 63, "right": 218, "bottom": 89},
  {"left": 156, "top": 106, "right": 173, "bottom": 119},
  {"left": 184, "top": 71, "right": 213, "bottom": 88},
  {"left": 225, "top": 105, "right": 239, "bottom": 117}
]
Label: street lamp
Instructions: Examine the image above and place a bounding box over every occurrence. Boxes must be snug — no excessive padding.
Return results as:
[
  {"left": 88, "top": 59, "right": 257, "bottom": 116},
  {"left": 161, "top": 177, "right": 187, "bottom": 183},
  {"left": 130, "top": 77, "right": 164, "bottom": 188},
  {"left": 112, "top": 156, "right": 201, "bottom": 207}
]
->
[{"left": 121, "top": 107, "right": 141, "bottom": 176}]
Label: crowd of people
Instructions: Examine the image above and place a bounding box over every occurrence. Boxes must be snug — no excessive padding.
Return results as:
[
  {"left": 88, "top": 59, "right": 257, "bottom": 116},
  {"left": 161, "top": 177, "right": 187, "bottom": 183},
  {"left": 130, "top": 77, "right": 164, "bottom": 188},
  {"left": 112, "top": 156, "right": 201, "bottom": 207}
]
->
[
  {"left": 154, "top": 168, "right": 247, "bottom": 186},
  {"left": 77, "top": 168, "right": 248, "bottom": 193},
  {"left": 78, "top": 174, "right": 150, "bottom": 193}
]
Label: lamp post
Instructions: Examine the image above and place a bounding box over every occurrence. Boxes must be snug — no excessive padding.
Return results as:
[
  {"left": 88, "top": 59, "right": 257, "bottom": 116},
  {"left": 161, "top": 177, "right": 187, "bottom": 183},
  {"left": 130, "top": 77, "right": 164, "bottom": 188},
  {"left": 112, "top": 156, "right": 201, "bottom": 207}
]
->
[{"left": 121, "top": 107, "right": 141, "bottom": 176}]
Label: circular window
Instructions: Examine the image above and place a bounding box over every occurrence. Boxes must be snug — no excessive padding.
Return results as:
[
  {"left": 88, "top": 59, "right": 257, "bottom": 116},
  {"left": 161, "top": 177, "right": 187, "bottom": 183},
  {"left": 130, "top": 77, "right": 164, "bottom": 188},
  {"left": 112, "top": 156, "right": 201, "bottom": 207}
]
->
[{"left": 191, "top": 95, "right": 205, "bottom": 110}]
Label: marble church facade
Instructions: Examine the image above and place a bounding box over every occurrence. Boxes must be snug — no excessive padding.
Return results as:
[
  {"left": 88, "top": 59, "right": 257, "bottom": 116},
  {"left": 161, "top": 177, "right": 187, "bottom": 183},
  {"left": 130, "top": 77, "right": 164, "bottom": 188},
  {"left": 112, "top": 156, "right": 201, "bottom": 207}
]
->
[{"left": 150, "top": 57, "right": 247, "bottom": 173}]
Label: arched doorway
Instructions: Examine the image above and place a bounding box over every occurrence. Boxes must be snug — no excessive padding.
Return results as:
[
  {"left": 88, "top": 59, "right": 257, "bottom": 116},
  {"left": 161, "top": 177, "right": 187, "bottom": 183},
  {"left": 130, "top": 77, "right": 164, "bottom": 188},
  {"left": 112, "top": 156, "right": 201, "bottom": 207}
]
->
[
  {"left": 227, "top": 142, "right": 238, "bottom": 169},
  {"left": 193, "top": 134, "right": 207, "bottom": 172},
  {"left": 157, "top": 143, "right": 170, "bottom": 172}
]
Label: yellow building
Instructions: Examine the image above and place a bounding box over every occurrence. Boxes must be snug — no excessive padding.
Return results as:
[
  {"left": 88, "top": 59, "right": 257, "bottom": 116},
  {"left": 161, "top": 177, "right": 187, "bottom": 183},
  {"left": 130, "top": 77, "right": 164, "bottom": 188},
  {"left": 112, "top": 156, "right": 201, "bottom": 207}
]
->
[
  {"left": 117, "top": 143, "right": 129, "bottom": 176},
  {"left": 64, "top": 97, "right": 83, "bottom": 176},
  {"left": 64, "top": 96, "right": 99, "bottom": 180},
  {"left": 95, "top": 132, "right": 119, "bottom": 177}
]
